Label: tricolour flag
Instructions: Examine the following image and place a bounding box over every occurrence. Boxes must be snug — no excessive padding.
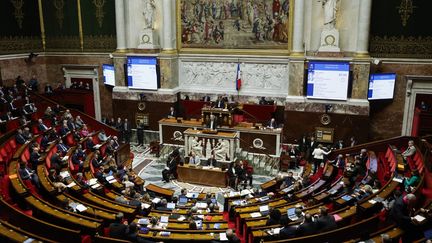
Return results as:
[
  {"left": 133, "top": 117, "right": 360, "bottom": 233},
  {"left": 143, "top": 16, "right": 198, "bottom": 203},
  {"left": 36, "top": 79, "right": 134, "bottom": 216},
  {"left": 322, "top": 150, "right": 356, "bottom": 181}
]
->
[{"left": 236, "top": 63, "right": 242, "bottom": 91}]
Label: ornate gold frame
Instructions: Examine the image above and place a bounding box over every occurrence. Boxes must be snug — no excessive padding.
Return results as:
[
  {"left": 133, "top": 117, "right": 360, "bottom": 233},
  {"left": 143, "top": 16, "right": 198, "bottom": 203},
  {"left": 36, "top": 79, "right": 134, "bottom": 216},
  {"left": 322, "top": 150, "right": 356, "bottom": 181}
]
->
[{"left": 176, "top": 0, "right": 294, "bottom": 56}]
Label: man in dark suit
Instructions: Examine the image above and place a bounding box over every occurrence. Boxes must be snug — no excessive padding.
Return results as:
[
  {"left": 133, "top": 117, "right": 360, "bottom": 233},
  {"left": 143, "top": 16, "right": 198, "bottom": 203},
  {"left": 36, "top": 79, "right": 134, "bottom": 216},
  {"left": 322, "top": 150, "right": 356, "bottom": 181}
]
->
[
  {"left": 37, "top": 119, "right": 50, "bottom": 133},
  {"left": 59, "top": 124, "right": 70, "bottom": 137},
  {"left": 50, "top": 150, "right": 64, "bottom": 172},
  {"left": 279, "top": 217, "right": 297, "bottom": 239},
  {"left": 333, "top": 139, "right": 344, "bottom": 150},
  {"left": 109, "top": 213, "right": 128, "bottom": 239},
  {"left": 206, "top": 114, "right": 218, "bottom": 130},
  {"left": 7, "top": 100, "right": 18, "bottom": 114},
  {"left": 29, "top": 147, "right": 41, "bottom": 171},
  {"left": 296, "top": 214, "right": 318, "bottom": 236},
  {"left": 390, "top": 194, "right": 420, "bottom": 242},
  {"left": 71, "top": 149, "right": 83, "bottom": 172},
  {"left": 316, "top": 207, "right": 336, "bottom": 232},
  {"left": 86, "top": 137, "right": 95, "bottom": 151},
  {"left": 162, "top": 155, "right": 178, "bottom": 183},
  {"left": 15, "top": 129, "right": 27, "bottom": 145},
  {"left": 123, "top": 118, "right": 131, "bottom": 143},
  {"left": 40, "top": 134, "right": 50, "bottom": 151},
  {"left": 91, "top": 151, "right": 103, "bottom": 169},
  {"left": 2, "top": 111, "right": 12, "bottom": 122},
  {"left": 226, "top": 228, "right": 241, "bottom": 243},
  {"left": 18, "top": 162, "right": 40, "bottom": 188},
  {"left": 56, "top": 140, "right": 69, "bottom": 155},
  {"left": 215, "top": 96, "right": 225, "bottom": 108},
  {"left": 207, "top": 154, "right": 218, "bottom": 167},
  {"left": 67, "top": 118, "right": 76, "bottom": 132},
  {"left": 168, "top": 106, "right": 177, "bottom": 118},
  {"left": 45, "top": 84, "right": 53, "bottom": 94},
  {"left": 267, "top": 118, "right": 277, "bottom": 129}
]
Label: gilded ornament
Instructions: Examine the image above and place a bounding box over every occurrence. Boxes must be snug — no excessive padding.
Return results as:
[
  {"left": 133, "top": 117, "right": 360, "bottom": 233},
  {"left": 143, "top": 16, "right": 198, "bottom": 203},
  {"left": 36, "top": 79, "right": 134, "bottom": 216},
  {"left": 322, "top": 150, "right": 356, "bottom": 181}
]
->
[
  {"left": 93, "top": 0, "right": 106, "bottom": 28},
  {"left": 53, "top": 0, "right": 65, "bottom": 29},
  {"left": 10, "top": 0, "right": 24, "bottom": 29}
]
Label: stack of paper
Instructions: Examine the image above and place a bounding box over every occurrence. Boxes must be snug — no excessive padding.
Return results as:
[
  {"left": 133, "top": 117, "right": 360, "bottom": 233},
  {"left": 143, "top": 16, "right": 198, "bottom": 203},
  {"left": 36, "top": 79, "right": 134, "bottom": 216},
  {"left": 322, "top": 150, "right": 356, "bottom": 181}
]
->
[
  {"left": 219, "top": 233, "right": 228, "bottom": 241},
  {"left": 59, "top": 171, "right": 70, "bottom": 179},
  {"left": 414, "top": 215, "right": 426, "bottom": 223},
  {"left": 91, "top": 184, "right": 100, "bottom": 189},
  {"left": 152, "top": 198, "right": 161, "bottom": 204},
  {"left": 62, "top": 156, "right": 69, "bottom": 161},
  {"left": 141, "top": 203, "right": 151, "bottom": 209},
  {"left": 250, "top": 212, "right": 262, "bottom": 218},
  {"left": 67, "top": 182, "right": 76, "bottom": 188},
  {"left": 76, "top": 204, "right": 87, "bottom": 212},
  {"left": 88, "top": 178, "right": 98, "bottom": 186}
]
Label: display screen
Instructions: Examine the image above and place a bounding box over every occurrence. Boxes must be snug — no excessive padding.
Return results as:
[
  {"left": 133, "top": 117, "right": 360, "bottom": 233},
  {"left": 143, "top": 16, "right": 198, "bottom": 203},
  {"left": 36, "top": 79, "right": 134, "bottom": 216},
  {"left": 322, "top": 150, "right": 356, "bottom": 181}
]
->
[
  {"left": 306, "top": 61, "right": 350, "bottom": 101},
  {"left": 102, "top": 64, "right": 115, "bottom": 86},
  {"left": 368, "top": 73, "right": 396, "bottom": 100},
  {"left": 126, "top": 56, "right": 158, "bottom": 90}
]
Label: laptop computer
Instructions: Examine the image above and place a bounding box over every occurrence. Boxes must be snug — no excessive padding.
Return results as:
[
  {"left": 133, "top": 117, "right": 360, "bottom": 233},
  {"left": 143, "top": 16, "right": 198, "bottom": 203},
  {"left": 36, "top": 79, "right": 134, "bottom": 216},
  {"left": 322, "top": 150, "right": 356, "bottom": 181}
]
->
[
  {"left": 178, "top": 196, "right": 188, "bottom": 206},
  {"left": 167, "top": 203, "right": 175, "bottom": 210},
  {"left": 259, "top": 205, "right": 269, "bottom": 216},
  {"left": 287, "top": 208, "right": 298, "bottom": 221}
]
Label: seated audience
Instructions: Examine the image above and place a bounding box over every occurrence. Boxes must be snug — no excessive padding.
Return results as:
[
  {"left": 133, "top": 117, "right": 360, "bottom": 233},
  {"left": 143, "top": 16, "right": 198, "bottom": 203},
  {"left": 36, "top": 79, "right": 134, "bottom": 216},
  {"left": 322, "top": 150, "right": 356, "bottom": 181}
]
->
[
  {"left": 226, "top": 228, "right": 241, "bottom": 243},
  {"left": 98, "top": 130, "right": 109, "bottom": 142}
]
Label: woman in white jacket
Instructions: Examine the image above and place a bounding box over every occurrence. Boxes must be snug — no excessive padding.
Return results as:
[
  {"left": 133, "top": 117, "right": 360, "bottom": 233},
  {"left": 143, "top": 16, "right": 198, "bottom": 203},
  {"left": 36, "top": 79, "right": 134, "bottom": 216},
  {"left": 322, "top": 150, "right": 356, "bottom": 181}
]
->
[{"left": 312, "top": 144, "right": 331, "bottom": 174}]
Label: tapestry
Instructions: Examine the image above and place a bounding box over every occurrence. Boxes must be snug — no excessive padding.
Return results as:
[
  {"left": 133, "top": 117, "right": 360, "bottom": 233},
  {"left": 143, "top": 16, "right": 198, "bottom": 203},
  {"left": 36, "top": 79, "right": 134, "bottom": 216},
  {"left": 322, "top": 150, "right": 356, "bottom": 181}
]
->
[{"left": 179, "top": 0, "right": 291, "bottom": 49}]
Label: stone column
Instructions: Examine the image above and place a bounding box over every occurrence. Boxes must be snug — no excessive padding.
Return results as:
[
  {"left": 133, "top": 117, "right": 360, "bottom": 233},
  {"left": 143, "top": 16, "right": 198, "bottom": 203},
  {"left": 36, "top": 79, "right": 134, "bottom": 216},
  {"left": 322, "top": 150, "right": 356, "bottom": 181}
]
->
[
  {"left": 115, "top": 0, "right": 126, "bottom": 50},
  {"left": 162, "top": 0, "right": 175, "bottom": 51},
  {"left": 291, "top": 0, "right": 305, "bottom": 55},
  {"left": 355, "top": 0, "right": 372, "bottom": 57}
]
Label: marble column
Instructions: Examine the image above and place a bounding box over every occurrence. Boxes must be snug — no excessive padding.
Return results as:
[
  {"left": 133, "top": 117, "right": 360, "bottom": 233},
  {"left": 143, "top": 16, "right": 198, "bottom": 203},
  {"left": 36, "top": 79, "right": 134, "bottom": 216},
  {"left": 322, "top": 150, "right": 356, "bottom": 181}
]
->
[
  {"left": 291, "top": 0, "right": 305, "bottom": 56},
  {"left": 355, "top": 0, "right": 372, "bottom": 57},
  {"left": 162, "top": 0, "right": 175, "bottom": 51},
  {"left": 115, "top": 0, "right": 126, "bottom": 50}
]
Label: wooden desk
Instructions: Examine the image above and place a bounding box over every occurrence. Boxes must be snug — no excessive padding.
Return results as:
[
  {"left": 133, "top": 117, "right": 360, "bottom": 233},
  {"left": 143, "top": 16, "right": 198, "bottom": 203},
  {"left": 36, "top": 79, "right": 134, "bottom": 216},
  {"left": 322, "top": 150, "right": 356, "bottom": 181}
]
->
[
  {"left": 0, "top": 220, "right": 46, "bottom": 243},
  {"left": 177, "top": 165, "right": 227, "bottom": 187},
  {"left": 145, "top": 184, "right": 175, "bottom": 199}
]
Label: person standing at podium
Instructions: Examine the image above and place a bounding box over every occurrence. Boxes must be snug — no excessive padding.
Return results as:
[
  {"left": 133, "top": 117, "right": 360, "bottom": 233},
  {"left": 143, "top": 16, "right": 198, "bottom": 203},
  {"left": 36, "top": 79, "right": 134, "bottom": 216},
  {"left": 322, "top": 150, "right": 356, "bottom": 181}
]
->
[
  {"left": 167, "top": 106, "right": 177, "bottom": 118},
  {"left": 267, "top": 118, "right": 278, "bottom": 129},
  {"left": 215, "top": 96, "right": 225, "bottom": 108},
  {"left": 206, "top": 114, "right": 218, "bottom": 130},
  {"left": 207, "top": 153, "right": 218, "bottom": 167}
]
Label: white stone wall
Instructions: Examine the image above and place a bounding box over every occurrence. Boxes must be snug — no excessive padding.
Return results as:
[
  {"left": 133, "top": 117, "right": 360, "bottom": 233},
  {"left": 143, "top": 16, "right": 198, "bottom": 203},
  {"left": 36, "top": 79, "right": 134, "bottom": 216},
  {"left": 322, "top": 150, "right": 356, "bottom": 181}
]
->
[{"left": 179, "top": 57, "right": 290, "bottom": 97}]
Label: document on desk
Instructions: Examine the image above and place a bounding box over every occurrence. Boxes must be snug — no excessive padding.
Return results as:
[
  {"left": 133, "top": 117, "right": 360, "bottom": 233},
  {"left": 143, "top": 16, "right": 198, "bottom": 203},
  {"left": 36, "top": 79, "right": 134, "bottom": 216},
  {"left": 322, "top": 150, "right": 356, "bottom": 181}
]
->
[
  {"left": 88, "top": 178, "right": 98, "bottom": 186},
  {"left": 152, "top": 198, "right": 161, "bottom": 204},
  {"left": 76, "top": 204, "right": 88, "bottom": 212},
  {"left": 67, "top": 182, "right": 76, "bottom": 188},
  {"left": 393, "top": 177, "right": 403, "bottom": 183},
  {"left": 414, "top": 215, "right": 426, "bottom": 223},
  {"left": 219, "top": 233, "right": 228, "bottom": 241},
  {"left": 250, "top": 212, "right": 262, "bottom": 218},
  {"left": 160, "top": 216, "right": 169, "bottom": 223}
]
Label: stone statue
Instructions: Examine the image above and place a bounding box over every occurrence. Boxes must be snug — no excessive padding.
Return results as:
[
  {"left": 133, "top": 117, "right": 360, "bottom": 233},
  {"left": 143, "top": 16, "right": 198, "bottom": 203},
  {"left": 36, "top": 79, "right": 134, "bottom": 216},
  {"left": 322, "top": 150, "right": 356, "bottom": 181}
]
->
[
  {"left": 191, "top": 137, "right": 203, "bottom": 158},
  {"left": 213, "top": 139, "right": 230, "bottom": 161},
  {"left": 143, "top": 0, "right": 156, "bottom": 29},
  {"left": 322, "top": 0, "right": 338, "bottom": 30}
]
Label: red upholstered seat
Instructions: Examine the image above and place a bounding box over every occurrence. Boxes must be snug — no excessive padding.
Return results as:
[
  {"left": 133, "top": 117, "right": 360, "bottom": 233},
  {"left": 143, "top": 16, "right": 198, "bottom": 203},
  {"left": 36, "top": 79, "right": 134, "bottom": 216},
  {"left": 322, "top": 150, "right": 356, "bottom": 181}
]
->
[
  {"left": 65, "top": 133, "right": 75, "bottom": 146},
  {"left": 8, "top": 139, "right": 17, "bottom": 151}
]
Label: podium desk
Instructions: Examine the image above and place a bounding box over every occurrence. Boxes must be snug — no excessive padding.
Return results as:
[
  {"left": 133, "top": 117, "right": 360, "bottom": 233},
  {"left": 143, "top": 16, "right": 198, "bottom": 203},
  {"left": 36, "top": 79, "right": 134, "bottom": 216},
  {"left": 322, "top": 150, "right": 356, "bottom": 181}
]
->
[
  {"left": 159, "top": 118, "right": 282, "bottom": 156},
  {"left": 177, "top": 165, "right": 227, "bottom": 187}
]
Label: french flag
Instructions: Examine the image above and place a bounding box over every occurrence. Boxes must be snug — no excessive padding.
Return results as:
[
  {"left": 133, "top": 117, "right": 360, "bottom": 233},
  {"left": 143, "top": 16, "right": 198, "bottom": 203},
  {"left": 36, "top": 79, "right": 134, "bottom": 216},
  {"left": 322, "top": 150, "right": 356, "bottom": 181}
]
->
[{"left": 236, "top": 63, "right": 242, "bottom": 91}]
